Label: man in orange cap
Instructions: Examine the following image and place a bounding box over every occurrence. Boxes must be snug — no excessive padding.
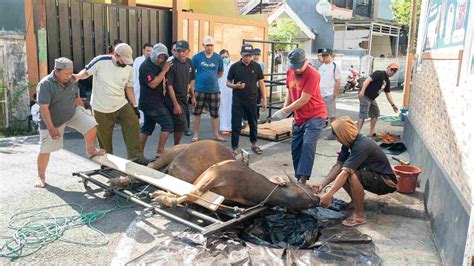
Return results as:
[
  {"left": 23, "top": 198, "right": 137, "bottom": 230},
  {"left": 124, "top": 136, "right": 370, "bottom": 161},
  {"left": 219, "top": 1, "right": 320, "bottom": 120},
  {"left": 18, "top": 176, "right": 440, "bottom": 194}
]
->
[{"left": 357, "top": 62, "right": 400, "bottom": 137}]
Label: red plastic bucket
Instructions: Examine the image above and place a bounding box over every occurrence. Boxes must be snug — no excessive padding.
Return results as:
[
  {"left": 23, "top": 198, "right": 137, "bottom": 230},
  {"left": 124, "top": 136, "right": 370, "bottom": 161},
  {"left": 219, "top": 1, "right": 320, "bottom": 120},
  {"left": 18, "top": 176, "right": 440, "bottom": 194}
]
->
[{"left": 393, "top": 165, "right": 422, "bottom": 194}]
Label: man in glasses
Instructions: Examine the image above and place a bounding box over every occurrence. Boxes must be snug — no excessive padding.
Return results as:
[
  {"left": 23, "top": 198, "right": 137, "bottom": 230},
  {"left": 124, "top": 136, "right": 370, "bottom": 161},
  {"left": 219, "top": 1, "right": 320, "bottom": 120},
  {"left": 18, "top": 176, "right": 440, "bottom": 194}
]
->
[{"left": 357, "top": 63, "right": 400, "bottom": 137}]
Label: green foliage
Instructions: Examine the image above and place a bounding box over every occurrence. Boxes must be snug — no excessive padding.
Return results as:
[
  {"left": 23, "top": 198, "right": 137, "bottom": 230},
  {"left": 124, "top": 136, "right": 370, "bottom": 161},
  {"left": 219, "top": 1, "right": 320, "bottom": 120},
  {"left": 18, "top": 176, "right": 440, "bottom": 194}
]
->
[
  {"left": 392, "top": 0, "right": 422, "bottom": 25},
  {"left": 268, "top": 18, "right": 300, "bottom": 51}
]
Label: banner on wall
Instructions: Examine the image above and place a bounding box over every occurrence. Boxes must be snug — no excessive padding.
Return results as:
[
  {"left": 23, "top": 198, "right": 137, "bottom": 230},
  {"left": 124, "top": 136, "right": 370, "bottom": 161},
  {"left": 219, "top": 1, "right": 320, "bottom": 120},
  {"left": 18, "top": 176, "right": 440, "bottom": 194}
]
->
[{"left": 423, "top": 0, "right": 470, "bottom": 51}]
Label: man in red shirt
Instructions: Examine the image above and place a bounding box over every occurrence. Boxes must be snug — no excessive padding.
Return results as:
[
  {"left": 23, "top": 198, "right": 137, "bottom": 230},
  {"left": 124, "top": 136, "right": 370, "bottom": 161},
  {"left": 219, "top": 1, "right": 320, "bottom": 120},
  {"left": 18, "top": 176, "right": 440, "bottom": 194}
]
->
[{"left": 272, "top": 48, "right": 327, "bottom": 184}]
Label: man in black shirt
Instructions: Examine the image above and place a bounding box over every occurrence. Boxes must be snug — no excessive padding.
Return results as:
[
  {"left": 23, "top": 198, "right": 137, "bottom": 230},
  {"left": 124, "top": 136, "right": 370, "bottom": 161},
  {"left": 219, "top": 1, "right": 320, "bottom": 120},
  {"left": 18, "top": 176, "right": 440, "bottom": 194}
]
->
[
  {"left": 227, "top": 44, "right": 267, "bottom": 156},
  {"left": 357, "top": 63, "right": 400, "bottom": 136},
  {"left": 313, "top": 116, "right": 397, "bottom": 227},
  {"left": 166, "top": 40, "right": 196, "bottom": 145},
  {"left": 139, "top": 43, "right": 173, "bottom": 158}
]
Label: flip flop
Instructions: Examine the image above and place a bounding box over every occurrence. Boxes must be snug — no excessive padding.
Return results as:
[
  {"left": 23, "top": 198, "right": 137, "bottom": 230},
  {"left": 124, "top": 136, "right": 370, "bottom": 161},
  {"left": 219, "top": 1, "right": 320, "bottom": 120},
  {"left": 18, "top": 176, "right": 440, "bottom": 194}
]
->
[
  {"left": 213, "top": 137, "right": 227, "bottom": 142},
  {"left": 86, "top": 149, "right": 106, "bottom": 159},
  {"left": 191, "top": 137, "right": 199, "bottom": 143},
  {"left": 342, "top": 218, "right": 367, "bottom": 227},
  {"left": 251, "top": 146, "right": 263, "bottom": 155}
]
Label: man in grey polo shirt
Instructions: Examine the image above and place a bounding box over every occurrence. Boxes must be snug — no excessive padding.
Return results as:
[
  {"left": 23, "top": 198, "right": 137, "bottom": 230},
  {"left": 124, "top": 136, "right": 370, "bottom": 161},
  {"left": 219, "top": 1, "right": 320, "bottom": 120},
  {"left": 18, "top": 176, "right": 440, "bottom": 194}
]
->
[{"left": 36, "top": 58, "right": 104, "bottom": 188}]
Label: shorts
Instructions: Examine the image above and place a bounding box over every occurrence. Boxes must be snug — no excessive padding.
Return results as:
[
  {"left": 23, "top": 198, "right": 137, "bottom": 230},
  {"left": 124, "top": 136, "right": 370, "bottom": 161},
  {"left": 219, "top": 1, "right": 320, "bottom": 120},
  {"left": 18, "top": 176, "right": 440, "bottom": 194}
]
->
[
  {"left": 164, "top": 98, "right": 188, "bottom": 132},
  {"left": 141, "top": 106, "right": 174, "bottom": 135},
  {"left": 356, "top": 169, "right": 397, "bottom": 195},
  {"left": 39, "top": 106, "right": 97, "bottom": 153},
  {"left": 193, "top": 92, "right": 220, "bottom": 118},
  {"left": 323, "top": 95, "right": 336, "bottom": 119},
  {"left": 359, "top": 96, "right": 380, "bottom": 119}
]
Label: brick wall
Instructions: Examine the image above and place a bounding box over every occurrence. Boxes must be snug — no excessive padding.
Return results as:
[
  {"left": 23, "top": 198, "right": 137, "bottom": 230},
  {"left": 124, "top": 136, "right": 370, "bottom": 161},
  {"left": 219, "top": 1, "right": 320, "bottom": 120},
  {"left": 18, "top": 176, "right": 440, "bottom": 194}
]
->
[{"left": 409, "top": 59, "right": 474, "bottom": 203}]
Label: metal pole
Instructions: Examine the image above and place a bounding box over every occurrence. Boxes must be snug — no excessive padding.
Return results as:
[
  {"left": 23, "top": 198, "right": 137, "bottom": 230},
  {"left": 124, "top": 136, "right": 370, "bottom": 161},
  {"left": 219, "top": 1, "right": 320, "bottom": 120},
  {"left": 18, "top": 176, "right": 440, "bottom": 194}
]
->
[
  {"left": 402, "top": 0, "right": 418, "bottom": 107},
  {"left": 268, "top": 42, "right": 275, "bottom": 119}
]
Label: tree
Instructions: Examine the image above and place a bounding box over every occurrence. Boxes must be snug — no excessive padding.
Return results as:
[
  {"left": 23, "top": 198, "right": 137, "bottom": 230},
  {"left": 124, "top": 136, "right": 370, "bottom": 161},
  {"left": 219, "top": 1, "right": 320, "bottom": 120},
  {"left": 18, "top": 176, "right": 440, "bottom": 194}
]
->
[
  {"left": 268, "top": 18, "right": 300, "bottom": 51},
  {"left": 392, "top": 0, "right": 422, "bottom": 25}
]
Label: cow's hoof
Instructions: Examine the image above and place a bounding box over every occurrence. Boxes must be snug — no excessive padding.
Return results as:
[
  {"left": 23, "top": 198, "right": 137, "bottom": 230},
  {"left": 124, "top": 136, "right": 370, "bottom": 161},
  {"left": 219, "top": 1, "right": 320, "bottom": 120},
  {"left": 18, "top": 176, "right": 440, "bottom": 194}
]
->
[
  {"left": 108, "top": 175, "right": 130, "bottom": 189},
  {"left": 150, "top": 190, "right": 178, "bottom": 207}
]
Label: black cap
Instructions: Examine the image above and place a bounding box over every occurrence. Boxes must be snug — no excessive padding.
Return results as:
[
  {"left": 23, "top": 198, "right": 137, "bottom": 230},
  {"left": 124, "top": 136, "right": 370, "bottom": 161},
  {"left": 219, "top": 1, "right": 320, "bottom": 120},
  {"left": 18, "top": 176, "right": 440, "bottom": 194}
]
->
[
  {"left": 175, "top": 40, "right": 190, "bottom": 51},
  {"left": 288, "top": 48, "right": 306, "bottom": 70},
  {"left": 253, "top": 48, "right": 261, "bottom": 55},
  {"left": 317, "top": 48, "right": 323, "bottom": 54},
  {"left": 241, "top": 44, "right": 254, "bottom": 55},
  {"left": 321, "top": 48, "right": 332, "bottom": 55}
]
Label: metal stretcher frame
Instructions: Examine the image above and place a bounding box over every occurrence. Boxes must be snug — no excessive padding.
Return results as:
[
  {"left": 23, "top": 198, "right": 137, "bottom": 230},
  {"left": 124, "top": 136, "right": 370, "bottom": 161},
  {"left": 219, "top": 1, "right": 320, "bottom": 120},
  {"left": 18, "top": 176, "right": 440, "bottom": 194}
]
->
[{"left": 72, "top": 168, "right": 267, "bottom": 236}]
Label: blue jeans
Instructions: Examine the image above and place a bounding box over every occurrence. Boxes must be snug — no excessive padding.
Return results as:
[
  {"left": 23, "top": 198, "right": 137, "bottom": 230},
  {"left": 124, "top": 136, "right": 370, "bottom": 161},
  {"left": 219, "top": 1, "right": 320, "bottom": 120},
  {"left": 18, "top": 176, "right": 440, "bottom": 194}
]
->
[{"left": 291, "top": 117, "right": 325, "bottom": 180}]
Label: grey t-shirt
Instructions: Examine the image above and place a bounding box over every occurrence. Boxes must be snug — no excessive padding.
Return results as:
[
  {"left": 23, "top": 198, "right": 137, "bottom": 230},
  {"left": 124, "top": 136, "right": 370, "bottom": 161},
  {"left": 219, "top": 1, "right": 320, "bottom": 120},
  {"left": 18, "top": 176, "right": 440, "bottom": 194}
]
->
[
  {"left": 37, "top": 72, "right": 78, "bottom": 130},
  {"left": 337, "top": 134, "right": 396, "bottom": 181}
]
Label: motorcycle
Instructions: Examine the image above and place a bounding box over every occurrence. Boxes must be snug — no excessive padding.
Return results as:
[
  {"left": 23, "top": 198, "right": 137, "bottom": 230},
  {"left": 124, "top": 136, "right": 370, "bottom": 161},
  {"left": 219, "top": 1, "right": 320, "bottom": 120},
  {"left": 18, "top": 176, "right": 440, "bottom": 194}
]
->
[{"left": 343, "top": 68, "right": 360, "bottom": 93}]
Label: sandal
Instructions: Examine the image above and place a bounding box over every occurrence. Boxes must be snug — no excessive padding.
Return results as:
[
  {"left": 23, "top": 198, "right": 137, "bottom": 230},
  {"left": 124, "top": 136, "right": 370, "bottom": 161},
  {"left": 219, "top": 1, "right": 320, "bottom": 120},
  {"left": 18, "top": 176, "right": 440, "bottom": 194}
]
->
[
  {"left": 342, "top": 218, "right": 367, "bottom": 227},
  {"left": 213, "top": 137, "right": 227, "bottom": 142},
  {"left": 251, "top": 146, "right": 263, "bottom": 155},
  {"left": 191, "top": 137, "right": 199, "bottom": 143}
]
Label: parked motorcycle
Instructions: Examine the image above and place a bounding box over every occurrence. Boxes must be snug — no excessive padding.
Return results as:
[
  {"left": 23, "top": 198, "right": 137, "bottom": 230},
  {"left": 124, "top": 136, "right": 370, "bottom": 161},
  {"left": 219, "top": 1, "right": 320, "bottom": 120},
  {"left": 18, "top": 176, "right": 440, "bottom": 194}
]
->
[{"left": 343, "top": 67, "right": 360, "bottom": 93}]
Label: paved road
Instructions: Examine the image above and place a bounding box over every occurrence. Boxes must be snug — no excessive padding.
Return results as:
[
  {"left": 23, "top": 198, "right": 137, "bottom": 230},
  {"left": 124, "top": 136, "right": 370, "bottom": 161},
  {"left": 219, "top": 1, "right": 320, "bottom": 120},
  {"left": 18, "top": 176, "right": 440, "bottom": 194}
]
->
[{"left": 0, "top": 90, "right": 439, "bottom": 264}]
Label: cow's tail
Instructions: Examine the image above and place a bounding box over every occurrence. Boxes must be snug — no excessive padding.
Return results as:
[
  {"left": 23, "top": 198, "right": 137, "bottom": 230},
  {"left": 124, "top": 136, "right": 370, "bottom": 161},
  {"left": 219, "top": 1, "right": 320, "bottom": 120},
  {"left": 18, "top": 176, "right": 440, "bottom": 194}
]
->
[{"left": 147, "top": 144, "right": 189, "bottom": 170}]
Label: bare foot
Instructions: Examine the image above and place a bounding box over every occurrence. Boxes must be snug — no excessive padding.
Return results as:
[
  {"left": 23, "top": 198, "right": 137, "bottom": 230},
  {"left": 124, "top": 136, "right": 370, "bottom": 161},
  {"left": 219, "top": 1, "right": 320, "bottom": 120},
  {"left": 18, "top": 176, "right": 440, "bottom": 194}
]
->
[
  {"left": 86, "top": 148, "right": 106, "bottom": 158},
  {"left": 35, "top": 178, "right": 47, "bottom": 188}
]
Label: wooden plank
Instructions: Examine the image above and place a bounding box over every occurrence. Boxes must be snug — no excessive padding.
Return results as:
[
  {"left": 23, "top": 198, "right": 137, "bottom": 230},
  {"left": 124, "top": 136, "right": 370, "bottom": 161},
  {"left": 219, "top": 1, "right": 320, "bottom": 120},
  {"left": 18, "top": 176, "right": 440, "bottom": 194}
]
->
[
  {"left": 45, "top": 0, "right": 59, "bottom": 71},
  {"left": 119, "top": 8, "right": 128, "bottom": 43},
  {"left": 58, "top": 0, "right": 72, "bottom": 60},
  {"left": 82, "top": 2, "right": 94, "bottom": 64},
  {"left": 25, "top": 0, "right": 40, "bottom": 84},
  {"left": 137, "top": 8, "right": 142, "bottom": 52},
  {"left": 93, "top": 154, "right": 224, "bottom": 211},
  {"left": 128, "top": 9, "right": 138, "bottom": 58},
  {"left": 241, "top": 118, "right": 293, "bottom": 141},
  {"left": 93, "top": 4, "right": 105, "bottom": 55},
  {"left": 158, "top": 10, "right": 166, "bottom": 43},
  {"left": 71, "top": 1, "right": 83, "bottom": 71},
  {"left": 141, "top": 9, "right": 150, "bottom": 43},
  {"left": 149, "top": 10, "right": 158, "bottom": 44},
  {"left": 108, "top": 6, "right": 118, "bottom": 45}
]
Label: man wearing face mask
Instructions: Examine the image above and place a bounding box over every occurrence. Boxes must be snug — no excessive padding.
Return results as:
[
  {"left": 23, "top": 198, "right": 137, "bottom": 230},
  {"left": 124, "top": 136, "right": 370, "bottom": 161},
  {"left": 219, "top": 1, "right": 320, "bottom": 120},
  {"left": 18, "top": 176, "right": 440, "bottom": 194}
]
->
[
  {"left": 74, "top": 43, "right": 143, "bottom": 161},
  {"left": 138, "top": 43, "right": 173, "bottom": 158},
  {"left": 218, "top": 49, "right": 233, "bottom": 135},
  {"left": 272, "top": 48, "right": 326, "bottom": 185}
]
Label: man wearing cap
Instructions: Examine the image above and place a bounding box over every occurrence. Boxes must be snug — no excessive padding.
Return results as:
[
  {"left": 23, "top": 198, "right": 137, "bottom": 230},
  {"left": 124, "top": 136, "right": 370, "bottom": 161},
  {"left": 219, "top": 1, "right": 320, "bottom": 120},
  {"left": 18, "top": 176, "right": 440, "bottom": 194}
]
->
[
  {"left": 318, "top": 48, "right": 341, "bottom": 140},
  {"left": 357, "top": 63, "right": 400, "bottom": 137},
  {"left": 74, "top": 43, "right": 143, "bottom": 160},
  {"left": 138, "top": 43, "right": 174, "bottom": 158},
  {"left": 191, "top": 36, "right": 225, "bottom": 142},
  {"left": 166, "top": 40, "right": 196, "bottom": 145},
  {"left": 313, "top": 116, "right": 397, "bottom": 226},
  {"left": 133, "top": 43, "right": 153, "bottom": 125},
  {"left": 227, "top": 44, "right": 267, "bottom": 156},
  {"left": 272, "top": 48, "right": 327, "bottom": 185},
  {"left": 36, "top": 57, "right": 104, "bottom": 188}
]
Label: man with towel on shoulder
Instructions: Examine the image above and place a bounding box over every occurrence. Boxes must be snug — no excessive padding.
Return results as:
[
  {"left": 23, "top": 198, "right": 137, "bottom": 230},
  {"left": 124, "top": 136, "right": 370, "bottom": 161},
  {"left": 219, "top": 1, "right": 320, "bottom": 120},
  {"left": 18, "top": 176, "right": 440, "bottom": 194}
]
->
[{"left": 313, "top": 116, "right": 398, "bottom": 226}]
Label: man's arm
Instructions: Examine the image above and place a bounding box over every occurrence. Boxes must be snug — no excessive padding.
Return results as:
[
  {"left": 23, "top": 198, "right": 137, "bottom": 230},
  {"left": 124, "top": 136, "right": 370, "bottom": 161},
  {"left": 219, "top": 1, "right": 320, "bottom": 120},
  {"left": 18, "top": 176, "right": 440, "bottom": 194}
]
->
[
  {"left": 334, "top": 78, "right": 341, "bottom": 99},
  {"left": 75, "top": 97, "right": 84, "bottom": 108},
  {"left": 313, "top": 163, "right": 343, "bottom": 192},
  {"left": 39, "top": 104, "right": 60, "bottom": 138},
  {"left": 147, "top": 62, "right": 173, "bottom": 89},
  {"left": 282, "top": 92, "right": 312, "bottom": 113},
  {"left": 258, "top": 79, "right": 267, "bottom": 109},
  {"left": 218, "top": 71, "right": 224, "bottom": 78},
  {"left": 73, "top": 69, "right": 90, "bottom": 81},
  {"left": 226, "top": 80, "right": 245, "bottom": 89},
  {"left": 167, "top": 85, "right": 182, "bottom": 114},
  {"left": 385, "top": 91, "right": 399, "bottom": 113},
  {"left": 359, "top": 76, "right": 373, "bottom": 97},
  {"left": 283, "top": 91, "right": 292, "bottom": 107},
  {"left": 125, "top": 86, "right": 137, "bottom": 107}
]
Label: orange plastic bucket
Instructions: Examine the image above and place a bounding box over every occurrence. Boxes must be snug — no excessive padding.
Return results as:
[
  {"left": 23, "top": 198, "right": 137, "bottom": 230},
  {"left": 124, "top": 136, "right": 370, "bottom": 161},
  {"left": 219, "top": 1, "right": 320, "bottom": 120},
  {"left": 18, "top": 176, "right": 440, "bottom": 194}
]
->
[{"left": 393, "top": 165, "right": 422, "bottom": 194}]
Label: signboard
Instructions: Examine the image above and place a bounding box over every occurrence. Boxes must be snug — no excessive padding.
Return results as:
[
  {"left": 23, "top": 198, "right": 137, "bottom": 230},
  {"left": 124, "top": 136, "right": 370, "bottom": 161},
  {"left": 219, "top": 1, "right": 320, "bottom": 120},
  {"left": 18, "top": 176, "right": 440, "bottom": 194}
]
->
[{"left": 423, "top": 0, "right": 470, "bottom": 51}]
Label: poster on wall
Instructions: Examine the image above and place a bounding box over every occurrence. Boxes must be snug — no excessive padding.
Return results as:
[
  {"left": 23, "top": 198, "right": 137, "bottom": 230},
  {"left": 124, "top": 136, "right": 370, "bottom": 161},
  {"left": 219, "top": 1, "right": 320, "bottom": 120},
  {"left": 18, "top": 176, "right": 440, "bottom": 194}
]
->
[{"left": 423, "top": 0, "right": 470, "bottom": 51}]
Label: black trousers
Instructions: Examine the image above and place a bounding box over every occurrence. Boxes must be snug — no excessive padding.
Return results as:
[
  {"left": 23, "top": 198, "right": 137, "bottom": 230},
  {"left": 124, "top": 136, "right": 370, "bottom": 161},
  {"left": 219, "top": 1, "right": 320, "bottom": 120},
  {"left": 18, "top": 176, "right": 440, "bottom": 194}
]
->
[{"left": 232, "top": 101, "right": 258, "bottom": 149}]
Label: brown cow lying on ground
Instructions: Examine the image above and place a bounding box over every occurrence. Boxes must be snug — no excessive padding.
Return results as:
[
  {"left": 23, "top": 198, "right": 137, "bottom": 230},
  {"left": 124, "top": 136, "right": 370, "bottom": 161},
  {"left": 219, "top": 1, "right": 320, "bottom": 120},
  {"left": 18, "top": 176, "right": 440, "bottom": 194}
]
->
[{"left": 111, "top": 140, "right": 319, "bottom": 210}]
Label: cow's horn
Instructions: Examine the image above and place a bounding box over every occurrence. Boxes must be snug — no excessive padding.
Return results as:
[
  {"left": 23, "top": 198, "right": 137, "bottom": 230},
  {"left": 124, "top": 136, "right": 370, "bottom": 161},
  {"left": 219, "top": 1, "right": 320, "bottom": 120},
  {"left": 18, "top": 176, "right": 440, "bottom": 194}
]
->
[{"left": 283, "top": 170, "right": 298, "bottom": 184}]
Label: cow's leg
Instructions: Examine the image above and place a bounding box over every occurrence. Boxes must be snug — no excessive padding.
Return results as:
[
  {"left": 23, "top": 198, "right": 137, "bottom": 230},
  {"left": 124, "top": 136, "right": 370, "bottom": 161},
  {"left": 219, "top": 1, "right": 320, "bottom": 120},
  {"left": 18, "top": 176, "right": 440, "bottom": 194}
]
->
[{"left": 147, "top": 144, "right": 189, "bottom": 170}]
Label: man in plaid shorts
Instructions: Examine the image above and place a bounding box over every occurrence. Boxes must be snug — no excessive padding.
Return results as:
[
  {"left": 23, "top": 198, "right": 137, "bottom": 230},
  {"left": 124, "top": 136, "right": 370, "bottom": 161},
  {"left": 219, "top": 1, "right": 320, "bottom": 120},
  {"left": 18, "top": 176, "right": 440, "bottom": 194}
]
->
[{"left": 191, "top": 36, "right": 225, "bottom": 142}]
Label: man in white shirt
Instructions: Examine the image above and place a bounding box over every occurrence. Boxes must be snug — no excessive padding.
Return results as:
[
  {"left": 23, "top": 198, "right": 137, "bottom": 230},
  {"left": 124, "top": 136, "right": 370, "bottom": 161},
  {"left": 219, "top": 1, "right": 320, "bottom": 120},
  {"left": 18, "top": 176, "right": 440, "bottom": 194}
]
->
[
  {"left": 133, "top": 43, "right": 153, "bottom": 125},
  {"left": 74, "top": 43, "right": 143, "bottom": 160},
  {"left": 318, "top": 48, "right": 341, "bottom": 140}
]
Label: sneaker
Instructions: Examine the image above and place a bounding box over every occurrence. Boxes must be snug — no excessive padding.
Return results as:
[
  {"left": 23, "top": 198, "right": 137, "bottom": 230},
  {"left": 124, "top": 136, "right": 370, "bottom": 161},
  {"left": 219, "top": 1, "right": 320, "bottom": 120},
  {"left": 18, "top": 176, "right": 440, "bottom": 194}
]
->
[
  {"left": 324, "top": 133, "right": 337, "bottom": 140},
  {"left": 185, "top": 129, "right": 192, "bottom": 136}
]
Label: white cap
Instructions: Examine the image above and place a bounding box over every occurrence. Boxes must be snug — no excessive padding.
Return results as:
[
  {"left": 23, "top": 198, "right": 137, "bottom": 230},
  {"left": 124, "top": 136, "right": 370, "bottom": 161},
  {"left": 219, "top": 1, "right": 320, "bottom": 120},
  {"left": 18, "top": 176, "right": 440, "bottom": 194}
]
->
[
  {"left": 114, "top": 43, "right": 133, "bottom": 65},
  {"left": 203, "top": 36, "right": 215, "bottom": 45}
]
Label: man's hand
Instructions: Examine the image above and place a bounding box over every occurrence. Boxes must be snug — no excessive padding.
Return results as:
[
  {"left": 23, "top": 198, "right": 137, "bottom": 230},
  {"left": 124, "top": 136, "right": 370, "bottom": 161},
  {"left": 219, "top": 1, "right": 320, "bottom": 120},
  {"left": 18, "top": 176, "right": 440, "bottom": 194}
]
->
[
  {"left": 71, "top": 74, "right": 79, "bottom": 83},
  {"left": 271, "top": 108, "right": 288, "bottom": 121},
  {"left": 162, "top": 61, "right": 173, "bottom": 72},
  {"left": 236, "top": 82, "right": 246, "bottom": 89},
  {"left": 48, "top": 127, "right": 61, "bottom": 140},
  {"left": 312, "top": 183, "right": 325, "bottom": 193},
  {"left": 191, "top": 97, "right": 197, "bottom": 108},
  {"left": 392, "top": 104, "right": 399, "bottom": 113},
  {"left": 261, "top": 98, "right": 267, "bottom": 110},
  {"left": 133, "top": 106, "right": 140, "bottom": 118},
  {"left": 319, "top": 193, "right": 333, "bottom": 208},
  {"left": 173, "top": 104, "right": 182, "bottom": 115}
]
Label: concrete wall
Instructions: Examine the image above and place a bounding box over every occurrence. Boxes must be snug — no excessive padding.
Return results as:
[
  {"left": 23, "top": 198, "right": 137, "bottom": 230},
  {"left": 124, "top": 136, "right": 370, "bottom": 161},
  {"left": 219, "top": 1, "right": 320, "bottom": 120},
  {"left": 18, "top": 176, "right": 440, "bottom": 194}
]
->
[
  {"left": 286, "top": 0, "right": 334, "bottom": 53},
  {"left": 404, "top": 58, "right": 473, "bottom": 265},
  {"left": 370, "top": 35, "right": 392, "bottom": 57}
]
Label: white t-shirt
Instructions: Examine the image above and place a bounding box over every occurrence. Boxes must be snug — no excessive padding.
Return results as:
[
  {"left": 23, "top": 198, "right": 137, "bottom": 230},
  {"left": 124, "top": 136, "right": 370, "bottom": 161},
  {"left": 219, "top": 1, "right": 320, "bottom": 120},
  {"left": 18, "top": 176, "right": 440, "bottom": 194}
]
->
[
  {"left": 132, "top": 55, "right": 146, "bottom": 103},
  {"left": 86, "top": 55, "right": 134, "bottom": 113},
  {"left": 31, "top": 103, "right": 41, "bottom": 124},
  {"left": 319, "top": 62, "right": 341, "bottom": 96}
]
